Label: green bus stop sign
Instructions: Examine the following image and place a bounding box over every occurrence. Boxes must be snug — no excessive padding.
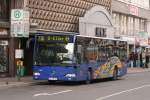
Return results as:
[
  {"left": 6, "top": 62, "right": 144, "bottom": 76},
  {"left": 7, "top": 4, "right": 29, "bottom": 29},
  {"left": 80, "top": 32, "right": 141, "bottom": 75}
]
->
[{"left": 14, "top": 10, "right": 21, "bottom": 18}]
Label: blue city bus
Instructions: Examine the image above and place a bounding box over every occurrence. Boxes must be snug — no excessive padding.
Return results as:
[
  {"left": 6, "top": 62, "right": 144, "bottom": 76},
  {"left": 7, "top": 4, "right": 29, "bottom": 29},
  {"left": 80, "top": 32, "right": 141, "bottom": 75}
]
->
[{"left": 33, "top": 33, "right": 127, "bottom": 83}]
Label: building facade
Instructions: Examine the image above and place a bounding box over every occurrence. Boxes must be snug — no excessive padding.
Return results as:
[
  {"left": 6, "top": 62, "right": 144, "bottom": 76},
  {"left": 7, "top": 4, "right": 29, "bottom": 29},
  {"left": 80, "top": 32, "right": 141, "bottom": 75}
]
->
[
  {"left": 0, "top": 0, "right": 11, "bottom": 77},
  {"left": 112, "top": 0, "right": 150, "bottom": 67},
  {"left": 0, "top": 0, "right": 112, "bottom": 77},
  {"left": 112, "top": 0, "right": 150, "bottom": 52},
  {"left": 28, "top": 0, "right": 111, "bottom": 32}
]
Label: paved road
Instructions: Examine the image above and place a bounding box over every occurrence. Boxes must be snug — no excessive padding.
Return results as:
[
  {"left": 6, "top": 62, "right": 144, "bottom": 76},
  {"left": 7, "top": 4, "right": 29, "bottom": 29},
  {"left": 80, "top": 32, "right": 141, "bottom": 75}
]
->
[{"left": 1, "top": 72, "right": 150, "bottom": 100}]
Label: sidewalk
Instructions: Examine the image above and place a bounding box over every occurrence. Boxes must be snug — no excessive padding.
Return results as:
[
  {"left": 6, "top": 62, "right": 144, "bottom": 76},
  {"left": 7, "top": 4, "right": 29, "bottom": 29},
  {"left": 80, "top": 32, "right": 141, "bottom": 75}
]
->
[
  {"left": 127, "top": 67, "right": 150, "bottom": 74},
  {"left": 0, "top": 68, "right": 150, "bottom": 88},
  {"left": 0, "top": 76, "right": 37, "bottom": 88}
]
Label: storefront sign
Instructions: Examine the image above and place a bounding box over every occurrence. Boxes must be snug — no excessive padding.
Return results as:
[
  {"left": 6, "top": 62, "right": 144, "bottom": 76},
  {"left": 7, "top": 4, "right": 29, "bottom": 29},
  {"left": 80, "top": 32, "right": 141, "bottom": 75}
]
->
[
  {"left": 15, "top": 49, "right": 24, "bottom": 59},
  {"left": 121, "top": 36, "right": 135, "bottom": 44},
  {"left": 139, "top": 32, "right": 148, "bottom": 46},
  {"left": 11, "top": 9, "right": 29, "bottom": 37},
  {"left": 0, "top": 40, "right": 8, "bottom": 45},
  {"left": 0, "top": 29, "right": 8, "bottom": 35},
  {"left": 130, "top": 5, "right": 138, "bottom": 16}
]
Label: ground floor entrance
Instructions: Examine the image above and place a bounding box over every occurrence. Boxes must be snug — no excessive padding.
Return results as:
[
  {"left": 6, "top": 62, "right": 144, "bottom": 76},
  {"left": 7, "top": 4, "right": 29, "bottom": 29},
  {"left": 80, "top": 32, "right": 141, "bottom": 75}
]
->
[
  {"left": 0, "top": 40, "right": 9, "bottom": 77},
  {"left": 0, "top": 36, "right": 34, "bottom": 77},
  {"left": 21, "top": 38, "right": 34, "bottom": 76}
]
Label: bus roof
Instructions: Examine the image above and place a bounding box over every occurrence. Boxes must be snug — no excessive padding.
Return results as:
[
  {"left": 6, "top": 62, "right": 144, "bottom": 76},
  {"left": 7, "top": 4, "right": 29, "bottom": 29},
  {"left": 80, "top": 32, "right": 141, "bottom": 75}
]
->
[
  {"left": 35, "top": 32, "right": 127, "bottom": 42},
  {"left": 35, "top": 32, "right": 77, "bottom": 36},
  {"left": 77, "top": 35, "right": 127, "bottom": 42}
]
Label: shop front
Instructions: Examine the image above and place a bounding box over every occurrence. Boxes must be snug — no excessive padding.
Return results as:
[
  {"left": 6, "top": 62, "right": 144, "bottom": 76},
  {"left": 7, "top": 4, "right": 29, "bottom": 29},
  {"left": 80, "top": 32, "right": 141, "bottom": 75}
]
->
[
  {"left": 121, "top": 36, "right": 136, "bottom": 67},
  {"left": 0, "top": 29, "right": 9, "bottom": 77},
  {"left": 121, "top": 36, "right": 135, "bottom": 55}
]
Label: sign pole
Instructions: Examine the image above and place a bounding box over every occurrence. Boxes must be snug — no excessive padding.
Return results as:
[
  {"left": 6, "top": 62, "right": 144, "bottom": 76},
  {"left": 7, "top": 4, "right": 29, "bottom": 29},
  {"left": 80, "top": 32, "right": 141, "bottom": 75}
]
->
[{"left": 11, "top": 9, "right": 29, "bottom": 79}]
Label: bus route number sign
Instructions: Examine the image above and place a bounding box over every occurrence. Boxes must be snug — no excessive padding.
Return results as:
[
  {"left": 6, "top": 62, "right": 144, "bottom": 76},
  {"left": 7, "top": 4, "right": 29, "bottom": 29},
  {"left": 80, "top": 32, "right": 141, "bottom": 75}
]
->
[{"left": 38, "top": 35, "right": 73, "bottom": 43}]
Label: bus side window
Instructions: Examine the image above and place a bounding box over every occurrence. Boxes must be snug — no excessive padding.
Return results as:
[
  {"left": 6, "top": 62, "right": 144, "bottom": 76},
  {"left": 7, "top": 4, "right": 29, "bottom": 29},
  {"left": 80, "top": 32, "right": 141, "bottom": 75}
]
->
[
  {"left": 77, "top": 45, "right": 82, "bottom": 64},
  {"left": 113, "top": 46, "right": 118, "bottom": 57}
]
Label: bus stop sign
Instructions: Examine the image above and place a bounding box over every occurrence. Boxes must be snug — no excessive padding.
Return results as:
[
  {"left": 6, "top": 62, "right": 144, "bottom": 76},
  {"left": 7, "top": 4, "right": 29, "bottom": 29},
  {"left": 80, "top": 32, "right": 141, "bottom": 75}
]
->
[{"left": 11, "top": 9, "right": 29, "bottom": 38}]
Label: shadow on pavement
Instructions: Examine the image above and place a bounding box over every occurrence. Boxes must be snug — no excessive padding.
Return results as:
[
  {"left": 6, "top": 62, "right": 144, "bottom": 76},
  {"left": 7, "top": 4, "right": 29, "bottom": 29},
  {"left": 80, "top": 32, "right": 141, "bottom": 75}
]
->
[{"left": 31, "top": 78, "right": 124, "bottom": 86}]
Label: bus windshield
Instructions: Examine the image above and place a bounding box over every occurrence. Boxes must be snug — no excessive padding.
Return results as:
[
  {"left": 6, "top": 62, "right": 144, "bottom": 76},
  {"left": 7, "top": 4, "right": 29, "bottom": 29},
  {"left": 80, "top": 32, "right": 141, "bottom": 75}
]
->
[{"left": 34, "top": 35, "right": 74, "bottom": 66}]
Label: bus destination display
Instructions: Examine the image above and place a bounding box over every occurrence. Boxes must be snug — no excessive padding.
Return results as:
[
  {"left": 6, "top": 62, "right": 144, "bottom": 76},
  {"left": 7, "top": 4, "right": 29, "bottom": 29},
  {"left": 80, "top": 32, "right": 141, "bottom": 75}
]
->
[{"left": 38, "top": 35, "right": 73, "bottom": 43}]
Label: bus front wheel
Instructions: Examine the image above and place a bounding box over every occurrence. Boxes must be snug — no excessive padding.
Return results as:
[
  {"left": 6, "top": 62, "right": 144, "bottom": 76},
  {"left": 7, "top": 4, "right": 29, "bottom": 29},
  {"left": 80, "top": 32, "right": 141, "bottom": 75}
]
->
[{"left": 112, "top": 67, "right": 118, "bottom": 80}]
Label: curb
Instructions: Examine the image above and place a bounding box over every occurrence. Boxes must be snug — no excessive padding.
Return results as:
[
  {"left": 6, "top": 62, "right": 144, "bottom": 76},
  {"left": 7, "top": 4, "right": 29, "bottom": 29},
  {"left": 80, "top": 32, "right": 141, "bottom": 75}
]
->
[
  {"left": 127, "top": 69, "right": 150, "bottom": 74},
  {"left": 0, "top": 82, "right": 35, "bottom": 89}
]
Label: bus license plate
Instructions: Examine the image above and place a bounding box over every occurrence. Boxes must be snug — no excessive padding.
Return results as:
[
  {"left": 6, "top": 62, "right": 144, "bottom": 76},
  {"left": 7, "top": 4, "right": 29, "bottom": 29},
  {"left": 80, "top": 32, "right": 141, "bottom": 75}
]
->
[{"left": 48, "top": 77, "right": 58, "bottom": 80}]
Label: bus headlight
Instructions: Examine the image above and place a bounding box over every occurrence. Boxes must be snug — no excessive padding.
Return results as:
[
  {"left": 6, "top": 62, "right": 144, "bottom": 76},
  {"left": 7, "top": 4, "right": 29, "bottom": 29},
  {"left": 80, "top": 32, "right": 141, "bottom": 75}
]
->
[
  {"left": 65, "top": 73, "right": 76, "bottom": 78},
  {"left": 34, "top": 72, "right": 40, "bottom": 76}
]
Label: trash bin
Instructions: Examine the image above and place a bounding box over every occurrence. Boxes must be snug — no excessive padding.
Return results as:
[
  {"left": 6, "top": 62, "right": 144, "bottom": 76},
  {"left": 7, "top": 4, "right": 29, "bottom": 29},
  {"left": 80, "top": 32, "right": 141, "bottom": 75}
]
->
[{"left": 19, "top": 65, "right": 25, "bottom": 77}]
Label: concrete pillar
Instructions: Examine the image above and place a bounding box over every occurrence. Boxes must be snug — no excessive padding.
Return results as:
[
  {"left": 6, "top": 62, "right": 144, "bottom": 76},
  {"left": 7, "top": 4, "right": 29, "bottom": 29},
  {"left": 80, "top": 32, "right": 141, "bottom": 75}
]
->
[
  {"left": 147, "top": 20, "right": 150, "bottom": 36},
  {"left": 9, "top": 38, "right": 15, "bottom": 76}
]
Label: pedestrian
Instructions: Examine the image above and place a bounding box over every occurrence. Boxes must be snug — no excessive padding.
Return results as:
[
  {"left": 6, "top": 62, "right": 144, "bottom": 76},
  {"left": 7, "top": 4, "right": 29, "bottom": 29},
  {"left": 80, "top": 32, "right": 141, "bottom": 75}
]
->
[
  {"left": 128, "top": 52, "right": 134, "bottom": 68},
  {"left": 133, "top": 52, "right": 137, "bottom": 67},
  {"left": 141, "top": 48, "right": 146, "bottom": 68},
  {"left": 145, "top": 49, "right": 149, "bottom": 68},
  {"left": 140, "top": 53, "right": 142, "bottom": 68}
]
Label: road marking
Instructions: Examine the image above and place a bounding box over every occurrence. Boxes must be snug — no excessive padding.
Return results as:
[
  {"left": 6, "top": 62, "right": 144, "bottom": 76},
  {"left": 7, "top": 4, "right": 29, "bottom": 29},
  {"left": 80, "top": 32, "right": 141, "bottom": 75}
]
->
[
  {"left": 96, "top": 84, "right": 150, "bottom": 100},
  {"left": 33, "top": 89, "right": 72, "bottom": 97}
]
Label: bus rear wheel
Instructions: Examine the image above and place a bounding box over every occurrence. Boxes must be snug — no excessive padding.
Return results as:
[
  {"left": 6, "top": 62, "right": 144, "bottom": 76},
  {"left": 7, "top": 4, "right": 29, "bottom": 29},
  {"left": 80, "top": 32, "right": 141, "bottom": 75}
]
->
[
  {"left": 85, "top": 70, "right": 92, "bottom": 84},
  {"left": 112, "top": 67, "right": 118, "bottom": 80}
]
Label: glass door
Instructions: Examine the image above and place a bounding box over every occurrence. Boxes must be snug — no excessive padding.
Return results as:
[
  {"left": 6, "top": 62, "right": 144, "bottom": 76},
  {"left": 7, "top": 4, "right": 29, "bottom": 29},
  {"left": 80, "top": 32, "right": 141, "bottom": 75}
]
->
[{"left": 0, "top": 40, "right": 8, "bottom": 73}]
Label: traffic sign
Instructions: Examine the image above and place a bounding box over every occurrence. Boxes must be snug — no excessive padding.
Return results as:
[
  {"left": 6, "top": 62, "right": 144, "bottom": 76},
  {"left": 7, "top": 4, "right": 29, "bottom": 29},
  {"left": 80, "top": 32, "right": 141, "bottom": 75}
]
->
[
  {"left": 11, "top": 9, "right": 29, "bottom": 37},
  {"left": 11, "top": 9, "right": 24, "bottom": 20}
]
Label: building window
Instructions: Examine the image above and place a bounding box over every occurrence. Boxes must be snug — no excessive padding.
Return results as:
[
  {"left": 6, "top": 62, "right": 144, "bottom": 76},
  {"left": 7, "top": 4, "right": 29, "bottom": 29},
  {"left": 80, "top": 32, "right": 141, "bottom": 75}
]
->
[
  {"left": 113, "top": 12, "right": 147, "bottom": 37},
  {"left": 113, "top": 13, "right": 120, "bottom": 36},
  {"left": 0, "top": 40, "right": 9, "bottom": 73},
  {"left": 120, "top": 15, "right": 127, "bottom": 35},
  {"left": 0, "top": 0, "right": 9, "bottom": 20},
  {"left": 95, "top": 27, "right": 106, "bottom": 37},
  {"left": 140, "top": 19, "right": 146, "bottom": 32},
  {"left": 134, "top": 18, "right": 140, "bottom": 35},
  {"left": 128, "top": 17, "right": 134, "bottom": 36}
]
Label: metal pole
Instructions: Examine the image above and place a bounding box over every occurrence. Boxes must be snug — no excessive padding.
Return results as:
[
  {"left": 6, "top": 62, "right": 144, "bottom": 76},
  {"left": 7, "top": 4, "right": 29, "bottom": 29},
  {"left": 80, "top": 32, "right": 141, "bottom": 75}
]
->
[
  {"left": 19, "top": 39, "right": 21, "bottom": 49},
  {"left": 17, "top": 39, "right": 21, "bottom": 81}
]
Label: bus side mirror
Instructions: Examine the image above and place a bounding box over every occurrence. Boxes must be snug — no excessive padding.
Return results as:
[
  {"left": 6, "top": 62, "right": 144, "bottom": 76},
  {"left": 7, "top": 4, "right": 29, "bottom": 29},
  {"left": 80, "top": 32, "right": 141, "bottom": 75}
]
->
[{"left": 72, "top": 56, "right": 76, "bottom": 64}]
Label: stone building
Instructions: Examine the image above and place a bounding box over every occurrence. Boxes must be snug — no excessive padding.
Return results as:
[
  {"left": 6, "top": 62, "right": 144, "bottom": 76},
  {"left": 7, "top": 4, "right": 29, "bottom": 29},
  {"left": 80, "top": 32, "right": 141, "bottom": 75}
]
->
[{"left": 0, "top": 0, "right": 113, "bottom": 77}]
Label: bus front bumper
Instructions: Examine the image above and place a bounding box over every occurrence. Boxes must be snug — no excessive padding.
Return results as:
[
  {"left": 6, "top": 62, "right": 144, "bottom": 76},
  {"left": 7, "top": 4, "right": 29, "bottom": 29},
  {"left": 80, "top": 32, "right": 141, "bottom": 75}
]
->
[
  {"left": 33, "top": 66, "right": 79, "bottom": 81},
  {"left": 33, "top": 72, "right": 77, "bottom": 81}
]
